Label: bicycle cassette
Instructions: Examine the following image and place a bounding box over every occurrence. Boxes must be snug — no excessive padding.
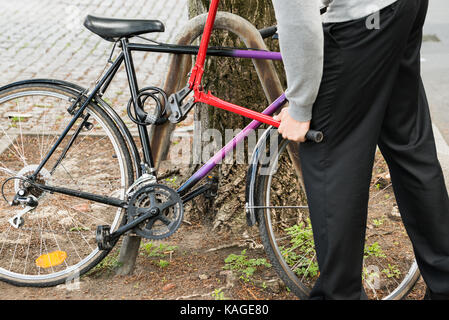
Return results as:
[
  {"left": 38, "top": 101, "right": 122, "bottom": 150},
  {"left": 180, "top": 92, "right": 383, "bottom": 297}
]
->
[{"left": 127, "top": 183, "right": 183, "bottom": 240}]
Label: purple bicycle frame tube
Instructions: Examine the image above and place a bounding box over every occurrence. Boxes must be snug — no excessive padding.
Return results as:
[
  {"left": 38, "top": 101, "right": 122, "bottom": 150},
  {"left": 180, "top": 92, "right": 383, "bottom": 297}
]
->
[
  {"left": 232, "top": 49, "right": 282, "bottom": 61},
  {"left": 177, "top": 93, "right": 287, "bottom": 195}
]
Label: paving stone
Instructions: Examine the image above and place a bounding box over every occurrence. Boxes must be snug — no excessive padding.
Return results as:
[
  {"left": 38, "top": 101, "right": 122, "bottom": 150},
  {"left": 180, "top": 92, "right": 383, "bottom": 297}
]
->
[{"left": 0, "top": 0, "right": 188, "bottom": 120}]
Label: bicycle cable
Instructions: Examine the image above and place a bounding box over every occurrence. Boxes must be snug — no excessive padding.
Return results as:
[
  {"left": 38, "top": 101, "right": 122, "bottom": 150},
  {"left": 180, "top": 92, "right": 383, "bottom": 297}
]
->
[
  {"left": 126, "top": 86, "right": 168, "bottom": 126},
  {"left": 1, "top": 176, "right": 47, "bottom": 204}
]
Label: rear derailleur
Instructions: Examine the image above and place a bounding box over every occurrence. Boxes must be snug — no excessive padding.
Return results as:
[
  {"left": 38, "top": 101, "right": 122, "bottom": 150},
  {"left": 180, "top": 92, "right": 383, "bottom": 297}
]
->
[{"left": 8, "top": 193, "right": 38, "bottom": 229}]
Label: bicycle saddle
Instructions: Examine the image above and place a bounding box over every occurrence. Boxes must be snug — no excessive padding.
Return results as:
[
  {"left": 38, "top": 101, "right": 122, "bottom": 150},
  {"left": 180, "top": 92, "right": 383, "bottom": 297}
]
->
[{"left": 83, "top": 15, "right": 165, "bottom": 42}]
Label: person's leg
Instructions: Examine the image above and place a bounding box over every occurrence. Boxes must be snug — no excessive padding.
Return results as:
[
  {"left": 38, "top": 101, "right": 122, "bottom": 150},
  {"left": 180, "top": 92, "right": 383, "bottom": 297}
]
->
[
  {"left": 378, "top": 0, "right": 449, "bottom": 300},
  {"left": 300, "top": 0, "right": 423, "bottom": 299}
]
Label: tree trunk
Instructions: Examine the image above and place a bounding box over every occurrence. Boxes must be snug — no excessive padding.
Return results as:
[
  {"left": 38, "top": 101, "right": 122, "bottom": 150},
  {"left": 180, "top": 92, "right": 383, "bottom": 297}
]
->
[{"left": 187, "top": 0, "right": 286, "bottom": 233}]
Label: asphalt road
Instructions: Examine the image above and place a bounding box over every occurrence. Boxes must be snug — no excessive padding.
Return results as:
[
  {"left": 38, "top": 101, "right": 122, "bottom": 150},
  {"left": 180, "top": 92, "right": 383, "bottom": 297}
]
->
[{"left": 422, "top": 0, "right": 449, "bottom": 144}]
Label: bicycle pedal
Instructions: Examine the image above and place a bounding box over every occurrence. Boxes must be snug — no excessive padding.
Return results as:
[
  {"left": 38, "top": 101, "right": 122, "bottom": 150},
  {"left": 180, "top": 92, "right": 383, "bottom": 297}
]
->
[{"left": 96, "top": 225, "right": 113, "bottom": 250}]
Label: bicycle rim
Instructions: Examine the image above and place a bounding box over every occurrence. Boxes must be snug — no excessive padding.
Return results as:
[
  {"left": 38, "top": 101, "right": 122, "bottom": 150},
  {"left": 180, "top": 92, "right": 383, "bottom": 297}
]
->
[{"left": 0, "top": 84, "right": 131, "bottom": 286}]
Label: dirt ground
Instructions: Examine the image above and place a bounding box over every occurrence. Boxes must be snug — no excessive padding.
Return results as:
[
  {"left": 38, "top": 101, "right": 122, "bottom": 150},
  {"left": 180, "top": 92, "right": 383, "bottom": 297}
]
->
[
  {"left": 0, "top": 221, "right": 294, "bottom": 300},
  {"left": 0, "top": 218, "right": 427, "bottom": 301},
  {"left": 0, "top": 113, "right": 427, "bottom": 301}
]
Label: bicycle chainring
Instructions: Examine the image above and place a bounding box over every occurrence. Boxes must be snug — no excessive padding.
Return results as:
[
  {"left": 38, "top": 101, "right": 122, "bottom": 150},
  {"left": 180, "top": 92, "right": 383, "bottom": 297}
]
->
[{"left": 126, "top": 183, "right": 183, "bottom": 240}]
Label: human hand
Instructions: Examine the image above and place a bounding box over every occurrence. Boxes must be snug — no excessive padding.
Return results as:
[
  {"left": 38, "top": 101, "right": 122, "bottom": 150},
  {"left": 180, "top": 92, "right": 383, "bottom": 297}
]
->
[{"left": 273, "top": 108, "right": 311, "bottom": 143}]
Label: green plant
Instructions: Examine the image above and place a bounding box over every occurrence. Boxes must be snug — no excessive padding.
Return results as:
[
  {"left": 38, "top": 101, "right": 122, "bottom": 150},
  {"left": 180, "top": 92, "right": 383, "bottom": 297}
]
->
[
  {"left": 87, "top": 252, "right": 122, "bottom": 276},
  {"left": 164, "top": 177, "right": 178, "bottom": 187},
  {"left": 140, "top": 242, "right": 178, "bottom": 258},
  {"left": 157, "top": 259, "right": 170, "bottom": 269},
  {"left": 371, "top": 218, "right": 384, "bottom": 227},
  {"left": 9, "top": 116, "right": 26, "bottom": 128},
  {"left": 280, "top": 220, "right": 319, "bottom": 278},
  {"left": 211, "top": 288, "right": 227, "bottom": 300},
  {"left": 364, "top": 242, "right": 386, "bottom": 259},
  {"left": 69, "top": 226, "right": 90, "bottom": 232},
  {"left": 223, "top": 249, "right": 271, "bottom": 282},
  {"left": 382, "top": 264, "right": 401, "bottom": 279},
  {"left": 34, "top": 104, "right": 53, "bottom": 108}
]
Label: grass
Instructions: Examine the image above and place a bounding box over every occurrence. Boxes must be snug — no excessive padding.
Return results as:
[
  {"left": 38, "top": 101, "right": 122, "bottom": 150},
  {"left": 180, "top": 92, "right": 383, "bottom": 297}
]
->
[
  {"left": 280, "top": 220, "right": 319, "bottom": 279},
  {"left": 86, "top": 251, "right": 122, "bottom": 277},
  {"left": 382, "top": 263, "right": 401, "bottom": 279},
  {"left": 140, "top": 242, "right": 178, "bottom": 268},
  {"left": 140, "top": 242, "right": 178, "bottom": 258},
  {"left": 211, "top": 288, "right": 227, "bottom": 300},
  {"left": 364, "top": 242, "right": 386, "bottom": 259}
]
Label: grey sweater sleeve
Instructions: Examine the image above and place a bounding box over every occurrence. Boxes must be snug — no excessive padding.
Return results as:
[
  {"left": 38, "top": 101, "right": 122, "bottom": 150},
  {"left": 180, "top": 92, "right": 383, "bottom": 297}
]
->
[{"left": 271, "top": 0, "right": 324, "bottom": 122}]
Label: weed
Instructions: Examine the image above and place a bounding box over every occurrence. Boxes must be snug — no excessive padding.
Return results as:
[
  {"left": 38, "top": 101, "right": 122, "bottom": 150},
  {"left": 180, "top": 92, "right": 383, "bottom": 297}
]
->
[
  {"left": 69, "top": 226, "right": 90, "bottom": 232},
  {"left": 140, "top": 242, "right": 178, "bottom": 258},
  {"left": 211, "top": 288, "right": 227, "bottom": 300},
  {"left": 280, "top": 220, "right": 319, "bottom": 278},
  {"left": 371, "top": 218, "right": 384, "bottom": 227},
  {"left": 364, "top": 242, "right": 386, "bottom": 259},
  {"left": 87, "top": 252, "right": 122, "bottom": 277},
  {"left": 157, "top": 259, "right": 170, "bottom": 269},
  {"left": 9, "top": 116, "right": 26, "bottom": 128},
  {"left": 164, "top": 177, "right": 178, "bottom": 188},
  {"left": 382, "top": 264, "right": 401, "bottom": 279},
  {"left": 223, "top": 249, "right": 271, "bottom": 282}
]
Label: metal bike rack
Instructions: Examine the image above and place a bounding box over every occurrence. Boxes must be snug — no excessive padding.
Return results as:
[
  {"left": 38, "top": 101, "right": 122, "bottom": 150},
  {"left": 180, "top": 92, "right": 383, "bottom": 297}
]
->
[{"left": 116, "top": 11, "right": 287, "bottom": 275}]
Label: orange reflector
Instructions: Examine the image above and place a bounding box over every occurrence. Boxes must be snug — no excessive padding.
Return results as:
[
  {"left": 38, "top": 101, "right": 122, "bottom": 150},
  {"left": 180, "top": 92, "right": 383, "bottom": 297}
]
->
[{"left": 35, "top": 251, "right": 67, "bottom": 268}]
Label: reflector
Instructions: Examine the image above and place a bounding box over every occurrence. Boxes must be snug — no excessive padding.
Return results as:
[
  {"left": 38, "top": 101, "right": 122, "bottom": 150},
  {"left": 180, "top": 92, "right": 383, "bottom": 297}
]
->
[{"left": 36, "top": 251, "right": 67, "bottom": 268}]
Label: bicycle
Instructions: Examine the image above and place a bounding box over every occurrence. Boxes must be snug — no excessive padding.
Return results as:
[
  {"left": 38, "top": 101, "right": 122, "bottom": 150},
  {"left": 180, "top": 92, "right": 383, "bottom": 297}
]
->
[{"left": 0, "top": 0, "right": 420, "bottom": 300}]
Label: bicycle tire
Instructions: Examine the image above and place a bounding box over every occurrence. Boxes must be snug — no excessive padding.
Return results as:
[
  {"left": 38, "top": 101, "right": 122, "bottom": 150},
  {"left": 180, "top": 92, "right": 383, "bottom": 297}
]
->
[
  {"left": 0, "top": 81, "right": 133, "bottom": 287},
  {"left": 251, "top": 131, "right": 420, "bottom": 300}
]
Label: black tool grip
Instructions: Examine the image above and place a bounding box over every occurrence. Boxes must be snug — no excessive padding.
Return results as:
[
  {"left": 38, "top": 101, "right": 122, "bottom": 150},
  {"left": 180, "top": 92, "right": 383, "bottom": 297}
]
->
[
  {"left": 259, "top": 26, "right": 277, "bottom": 39},
  {"left": 306, "top": 130, "right": 324, "bottom": 143}
]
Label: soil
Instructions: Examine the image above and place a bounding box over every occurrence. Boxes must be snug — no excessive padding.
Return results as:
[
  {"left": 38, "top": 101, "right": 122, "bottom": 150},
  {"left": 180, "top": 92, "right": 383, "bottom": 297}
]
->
[
  {"left": 0, "top": 140, "right": 428, "bottom": 301},
  {"left": 0, "top": 219, "right": 427, "bottom": 301},
  {"left": 0, "top": 222, "right": 300, "bottom": 300}
]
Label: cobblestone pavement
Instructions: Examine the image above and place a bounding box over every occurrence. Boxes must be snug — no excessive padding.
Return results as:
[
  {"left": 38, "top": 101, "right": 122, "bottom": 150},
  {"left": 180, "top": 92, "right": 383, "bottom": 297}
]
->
[{"left": 0, "top": 0, "right": 188, "bottom": 118}]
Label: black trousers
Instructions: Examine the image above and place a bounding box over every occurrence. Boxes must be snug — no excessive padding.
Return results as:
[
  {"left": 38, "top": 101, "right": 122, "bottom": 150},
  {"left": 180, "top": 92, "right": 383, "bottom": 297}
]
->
[{"left": 300, "top": 0, "right": 449, "bottom": 300}]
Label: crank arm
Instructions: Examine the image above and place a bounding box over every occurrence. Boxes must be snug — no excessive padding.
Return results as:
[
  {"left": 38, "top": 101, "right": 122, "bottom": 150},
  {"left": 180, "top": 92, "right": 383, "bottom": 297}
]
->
[{"left": 103, "top": 209, "right": 157, "bottom": 243}]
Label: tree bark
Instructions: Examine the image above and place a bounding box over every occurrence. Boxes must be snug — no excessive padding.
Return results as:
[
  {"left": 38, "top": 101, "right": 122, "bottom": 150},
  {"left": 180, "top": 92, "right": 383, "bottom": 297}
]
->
[{"left": 187, "top": 0, "right": 286, "bottom": 233}]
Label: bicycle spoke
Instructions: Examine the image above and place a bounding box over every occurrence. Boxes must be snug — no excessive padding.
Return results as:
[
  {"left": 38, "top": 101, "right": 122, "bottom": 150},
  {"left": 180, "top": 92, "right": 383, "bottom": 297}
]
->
[
  {"left": 256, "top": 139, "right": 418, "bottom": 300},
  {"left": 0, "top": 127, "right": 26, "bottom": 165},
  {"left": 0, "top": 86, "right": 129, "bottom": 285}
]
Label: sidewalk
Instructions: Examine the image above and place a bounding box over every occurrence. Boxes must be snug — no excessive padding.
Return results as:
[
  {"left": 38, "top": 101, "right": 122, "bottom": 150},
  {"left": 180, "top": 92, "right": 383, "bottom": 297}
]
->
[
  {"left": 0, "top": 0, "right": 188, "bottom": 113},
  {"left": 422, "top": 0, "right": 449, "bottom": 189}
]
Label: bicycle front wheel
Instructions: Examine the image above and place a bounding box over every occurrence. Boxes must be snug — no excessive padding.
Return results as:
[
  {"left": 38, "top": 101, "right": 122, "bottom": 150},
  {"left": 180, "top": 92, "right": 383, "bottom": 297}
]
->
[
  {"left": 253, "top": 133, "right": 420, "bottom": 300},
  {"left": 0, "top": 81, "right": 133, "bottom": 286}
]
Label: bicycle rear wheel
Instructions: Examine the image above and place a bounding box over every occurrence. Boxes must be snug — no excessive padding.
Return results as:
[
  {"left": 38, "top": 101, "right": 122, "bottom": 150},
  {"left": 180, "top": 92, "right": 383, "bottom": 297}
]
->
[
  {"left": 253, "top": 133, "right": 420, "bottom": 300},
  {"left": 0, "top": 81, "right": 133, "bottom": 286}
]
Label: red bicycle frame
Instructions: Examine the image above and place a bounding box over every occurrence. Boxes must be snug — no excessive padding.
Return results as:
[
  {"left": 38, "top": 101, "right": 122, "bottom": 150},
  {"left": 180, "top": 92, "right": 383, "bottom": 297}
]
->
[{"left": 187, "top": 0, "right": 282, "bottom": 128}]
